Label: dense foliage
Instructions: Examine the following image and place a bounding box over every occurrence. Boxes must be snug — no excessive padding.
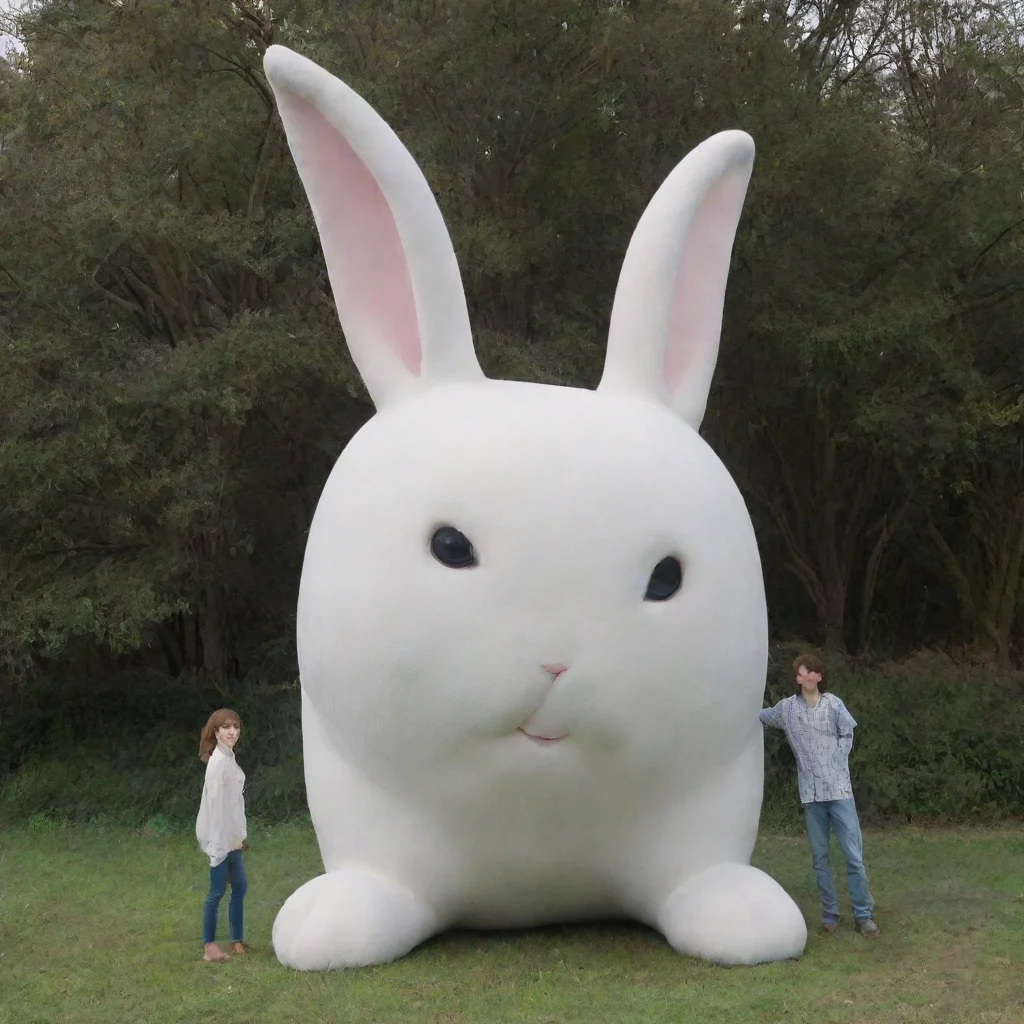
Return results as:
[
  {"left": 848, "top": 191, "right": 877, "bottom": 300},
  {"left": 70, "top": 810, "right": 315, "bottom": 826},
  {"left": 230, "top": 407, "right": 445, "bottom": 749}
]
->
[{"left": 1, "top": 1, "right": 1022, "bottom": 819}]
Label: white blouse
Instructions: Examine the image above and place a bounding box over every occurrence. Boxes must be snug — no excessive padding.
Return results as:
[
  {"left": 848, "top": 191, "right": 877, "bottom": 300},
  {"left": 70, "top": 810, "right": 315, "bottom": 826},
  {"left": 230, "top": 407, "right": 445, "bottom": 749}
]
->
[{"left": 195, "top": 741, "right": 247, "bottom": 867}]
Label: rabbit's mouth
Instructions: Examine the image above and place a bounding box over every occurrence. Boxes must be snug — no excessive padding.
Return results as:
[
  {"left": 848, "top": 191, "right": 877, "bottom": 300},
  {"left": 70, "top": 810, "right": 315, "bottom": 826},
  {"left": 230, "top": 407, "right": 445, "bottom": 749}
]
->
[{"left": 517, "top": 726, "right": 569, "bottom": 746}]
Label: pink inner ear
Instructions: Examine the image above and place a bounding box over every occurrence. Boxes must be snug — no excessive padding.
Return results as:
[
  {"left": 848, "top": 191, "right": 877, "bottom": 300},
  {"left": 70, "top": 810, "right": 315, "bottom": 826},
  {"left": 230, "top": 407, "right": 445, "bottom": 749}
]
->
[
  {"left": 663, "top": 177, "right": 737, "bottom": 393},
  {"left": 292, "top": 96, "right": 422, "bottom": 375}
]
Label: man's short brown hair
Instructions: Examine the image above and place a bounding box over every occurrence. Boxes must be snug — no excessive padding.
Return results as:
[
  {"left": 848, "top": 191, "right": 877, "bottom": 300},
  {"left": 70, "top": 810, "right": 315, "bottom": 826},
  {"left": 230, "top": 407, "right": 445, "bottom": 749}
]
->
[{"left": 793, "top": 653, "right": 827, "bottom": 692}]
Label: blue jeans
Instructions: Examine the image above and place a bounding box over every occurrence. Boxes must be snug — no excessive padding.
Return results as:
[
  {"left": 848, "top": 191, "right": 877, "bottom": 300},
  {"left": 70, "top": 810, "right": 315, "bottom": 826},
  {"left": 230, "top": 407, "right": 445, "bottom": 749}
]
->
[
  {"left": 202, "top": 849, "right": 246, "bottom": 944},
  {"left": 803, "top": 798, "right": 874, "bottom": 923}
]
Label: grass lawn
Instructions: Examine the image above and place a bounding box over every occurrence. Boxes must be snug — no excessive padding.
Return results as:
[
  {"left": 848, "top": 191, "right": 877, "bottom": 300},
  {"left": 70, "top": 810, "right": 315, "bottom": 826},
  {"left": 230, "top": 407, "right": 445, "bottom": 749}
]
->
[{"left": 1, "top": 821, "right": 1022, "bottom": 1024}]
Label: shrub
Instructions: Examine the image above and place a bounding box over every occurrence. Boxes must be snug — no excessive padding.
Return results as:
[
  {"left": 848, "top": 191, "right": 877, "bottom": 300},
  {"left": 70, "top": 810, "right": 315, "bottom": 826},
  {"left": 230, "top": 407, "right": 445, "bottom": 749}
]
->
[
  {"left": 2, "top": 648, "right": 1022, "bottom": 828},
  {"left": 0, "top": 671, "right": 304, "bottom": 826}
]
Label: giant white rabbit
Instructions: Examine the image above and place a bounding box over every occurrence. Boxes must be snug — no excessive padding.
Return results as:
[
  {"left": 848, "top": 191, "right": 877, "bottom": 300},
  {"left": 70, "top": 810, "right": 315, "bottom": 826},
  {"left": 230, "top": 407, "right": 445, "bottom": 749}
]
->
[{"left": 263, "top": 44, "right": 807, "bottom": 970}]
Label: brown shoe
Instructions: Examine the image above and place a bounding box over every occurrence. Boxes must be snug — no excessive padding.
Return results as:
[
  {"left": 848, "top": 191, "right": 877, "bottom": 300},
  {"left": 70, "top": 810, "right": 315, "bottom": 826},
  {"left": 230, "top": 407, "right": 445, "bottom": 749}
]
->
[
  {"left": 203, "top": 942, "right": 231, "bottom": 961},
  {"left": 855, "top": 918, "right": 880, "bottom": 938},
  {"left": 820, "top": 921, "right": 838, "bottom": 934},
  {"left": 230, "top": 941, "right": 252, "bottom": 956}
]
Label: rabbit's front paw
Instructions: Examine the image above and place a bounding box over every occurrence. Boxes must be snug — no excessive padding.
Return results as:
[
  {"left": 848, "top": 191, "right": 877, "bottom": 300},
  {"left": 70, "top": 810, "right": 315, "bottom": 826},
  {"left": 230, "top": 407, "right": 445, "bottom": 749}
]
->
[
  {"left": 658, "top": 862, "right": 807, "bottom": 965},
  {"left": 272, "top": 868, "right": 438, "bottom": 969}
]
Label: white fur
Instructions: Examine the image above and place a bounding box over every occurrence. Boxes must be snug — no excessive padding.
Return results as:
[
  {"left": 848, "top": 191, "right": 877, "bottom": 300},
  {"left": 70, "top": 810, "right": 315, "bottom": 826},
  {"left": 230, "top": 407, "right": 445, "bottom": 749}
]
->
[{"left": 263, "top": 44, "right": 807, "bottom": 969}]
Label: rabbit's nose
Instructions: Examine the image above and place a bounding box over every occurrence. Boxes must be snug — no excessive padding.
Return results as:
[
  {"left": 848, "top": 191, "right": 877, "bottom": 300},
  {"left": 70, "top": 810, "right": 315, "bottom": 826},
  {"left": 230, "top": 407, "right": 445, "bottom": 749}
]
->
[{"left": 542, "top": 663, "right": 569, "bottom": 679}]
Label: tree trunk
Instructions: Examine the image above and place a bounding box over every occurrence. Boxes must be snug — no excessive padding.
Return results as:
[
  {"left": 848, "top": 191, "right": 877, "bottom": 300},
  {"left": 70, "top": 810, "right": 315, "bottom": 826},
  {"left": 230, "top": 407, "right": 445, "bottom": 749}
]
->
[
  {"left": 823, "top": 579, "right": 848, "bottom": 653},
  {"left": 748, "top": 411, "right": 891, "bottom": 656},
  {"left": 855, "top": 499, "right": 911, "bottom": 653},
  {"left": 200, "top": 589, "right": 228, "bottom": 682}
]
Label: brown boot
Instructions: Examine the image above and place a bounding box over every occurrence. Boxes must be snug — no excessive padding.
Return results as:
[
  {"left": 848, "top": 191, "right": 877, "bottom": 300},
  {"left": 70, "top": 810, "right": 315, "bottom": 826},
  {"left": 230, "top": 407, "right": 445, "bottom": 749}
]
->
[{"left": 203, "top": 942, "right": 231, "bottom": 961}]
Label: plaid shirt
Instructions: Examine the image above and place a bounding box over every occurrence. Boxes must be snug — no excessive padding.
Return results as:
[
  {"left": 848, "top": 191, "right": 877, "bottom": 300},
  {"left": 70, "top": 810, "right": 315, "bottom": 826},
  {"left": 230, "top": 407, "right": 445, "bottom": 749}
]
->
[{"left": 759, "top": 692, "right": 857, "bottom": 804}]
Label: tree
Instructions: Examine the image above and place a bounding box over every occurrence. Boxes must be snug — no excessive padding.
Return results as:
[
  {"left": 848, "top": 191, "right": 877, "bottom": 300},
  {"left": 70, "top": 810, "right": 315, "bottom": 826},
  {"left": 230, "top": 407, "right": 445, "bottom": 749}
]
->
[
  {"left": 0, "top": 0, "right": 361, "bottom": 680},
  {"left": 2, "top": 0, "right": 1023, "bottom": 684}
]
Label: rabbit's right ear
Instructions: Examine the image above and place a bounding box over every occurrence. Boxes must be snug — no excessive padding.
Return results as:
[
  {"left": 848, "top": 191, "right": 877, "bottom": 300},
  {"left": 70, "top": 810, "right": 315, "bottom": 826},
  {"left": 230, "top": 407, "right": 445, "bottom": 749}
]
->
[
  {"left": 598, "top": 132, "right": 755, "bottom": 431},
  {"left": 264, "top": 46, "right": 483, "bottom": 409}
]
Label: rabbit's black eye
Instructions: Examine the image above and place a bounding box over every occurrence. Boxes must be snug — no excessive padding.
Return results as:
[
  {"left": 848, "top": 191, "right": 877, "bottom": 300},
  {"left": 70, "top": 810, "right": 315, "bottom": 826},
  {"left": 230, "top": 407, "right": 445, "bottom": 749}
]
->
[
  {"left": 645, "top": 556, "right": 683, "bottom": 601},
  {"left": 430, "top": 526, "right": 477, "bottom": 569}
]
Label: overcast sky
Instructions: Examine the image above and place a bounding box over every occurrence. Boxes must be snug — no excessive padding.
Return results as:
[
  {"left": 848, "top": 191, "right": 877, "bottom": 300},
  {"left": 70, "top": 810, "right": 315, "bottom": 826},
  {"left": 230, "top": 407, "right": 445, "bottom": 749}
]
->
[{"left": 1, "top": 0, "right": 25, "bottom": 55}]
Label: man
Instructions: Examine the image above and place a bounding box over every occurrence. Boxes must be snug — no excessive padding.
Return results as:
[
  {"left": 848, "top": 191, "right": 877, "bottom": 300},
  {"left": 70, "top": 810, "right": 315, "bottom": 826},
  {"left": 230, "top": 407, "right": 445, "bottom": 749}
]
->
[{"left": 760, "top": 653, "right": 880, "bottom": 938}]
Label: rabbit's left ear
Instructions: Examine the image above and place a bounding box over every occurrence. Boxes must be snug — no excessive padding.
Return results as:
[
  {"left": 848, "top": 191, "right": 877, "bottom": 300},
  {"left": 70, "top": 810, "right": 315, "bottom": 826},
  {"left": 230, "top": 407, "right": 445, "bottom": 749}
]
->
[
  {"left": 598, "top": 132, "right": 755, "bottom": 430},
  {"left": 264, "top": 46, "right": 483, "bottom": 409}
]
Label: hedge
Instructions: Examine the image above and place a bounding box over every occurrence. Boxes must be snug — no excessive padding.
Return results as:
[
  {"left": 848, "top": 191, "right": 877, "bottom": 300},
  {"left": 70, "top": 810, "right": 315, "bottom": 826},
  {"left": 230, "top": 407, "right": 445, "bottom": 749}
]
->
[{"left": 3, "top": 649, "right": 1021, "bottom": 829}]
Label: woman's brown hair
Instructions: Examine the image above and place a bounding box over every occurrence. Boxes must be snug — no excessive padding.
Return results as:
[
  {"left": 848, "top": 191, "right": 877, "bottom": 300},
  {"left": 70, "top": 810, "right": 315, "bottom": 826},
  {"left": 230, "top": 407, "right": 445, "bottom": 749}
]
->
[
  {"left": 792, "top": 653, "right": 828, "bottom": 692},
  {"left": 198, "top": 708, "right": 242, "bottom": 762}
]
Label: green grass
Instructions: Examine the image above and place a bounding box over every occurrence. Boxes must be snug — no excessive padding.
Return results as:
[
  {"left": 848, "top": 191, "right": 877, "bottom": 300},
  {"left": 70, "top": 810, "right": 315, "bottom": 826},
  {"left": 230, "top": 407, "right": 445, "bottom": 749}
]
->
[{"left": 1, "top": 823, "right": 1022, "bottom": 1024}]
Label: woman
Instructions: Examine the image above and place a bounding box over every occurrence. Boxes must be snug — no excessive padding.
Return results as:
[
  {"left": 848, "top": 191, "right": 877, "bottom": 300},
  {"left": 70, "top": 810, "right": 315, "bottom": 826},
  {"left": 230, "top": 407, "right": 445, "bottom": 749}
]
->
[{"left": 196, "top": 708, "right": 249, "bottom": 961}]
